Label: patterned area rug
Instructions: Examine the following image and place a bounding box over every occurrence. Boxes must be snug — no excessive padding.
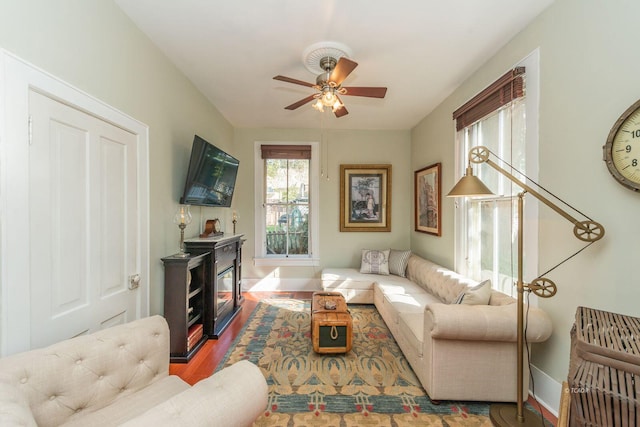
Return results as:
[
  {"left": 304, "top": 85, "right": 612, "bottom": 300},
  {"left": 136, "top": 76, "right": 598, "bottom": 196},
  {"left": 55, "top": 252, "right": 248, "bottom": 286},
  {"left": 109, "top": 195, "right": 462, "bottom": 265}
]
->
[{"left": 217, "top": 299, "right": 494, "bottom": 426}]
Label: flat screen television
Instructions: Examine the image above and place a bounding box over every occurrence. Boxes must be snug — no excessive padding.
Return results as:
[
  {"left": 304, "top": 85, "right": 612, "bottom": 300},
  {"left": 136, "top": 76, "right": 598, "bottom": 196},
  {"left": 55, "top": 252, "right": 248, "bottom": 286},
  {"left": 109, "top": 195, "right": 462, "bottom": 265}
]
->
[{"left": 179, "top": 135, "right": 239, "bottom": 207}]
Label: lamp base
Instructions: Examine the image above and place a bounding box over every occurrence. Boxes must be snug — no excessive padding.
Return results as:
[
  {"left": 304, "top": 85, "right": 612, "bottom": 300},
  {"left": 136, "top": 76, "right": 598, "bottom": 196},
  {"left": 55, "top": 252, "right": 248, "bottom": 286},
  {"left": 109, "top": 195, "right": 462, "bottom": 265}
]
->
[
  {"left": 489, "top": 403, "right": 545, "bottom": 426},
  {"left": 173, "top": 252, "right": 190, "bottom": 258}
]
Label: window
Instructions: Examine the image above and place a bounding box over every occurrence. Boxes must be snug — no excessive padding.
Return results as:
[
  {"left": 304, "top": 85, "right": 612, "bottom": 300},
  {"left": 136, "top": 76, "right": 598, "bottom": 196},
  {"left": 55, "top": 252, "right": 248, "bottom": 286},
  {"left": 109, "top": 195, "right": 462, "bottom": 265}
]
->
[
  {"left": 264, "top": 154, "right": 309, "bottom": 256},
  {"left": 254, "top": 142, "right": 320, "bottom": 266},
  {"left": 456, "top": 100, "right": 525, "bottom": 295},
  {"left": 453, "top": 53, "right": 539, "bottom": 297}
]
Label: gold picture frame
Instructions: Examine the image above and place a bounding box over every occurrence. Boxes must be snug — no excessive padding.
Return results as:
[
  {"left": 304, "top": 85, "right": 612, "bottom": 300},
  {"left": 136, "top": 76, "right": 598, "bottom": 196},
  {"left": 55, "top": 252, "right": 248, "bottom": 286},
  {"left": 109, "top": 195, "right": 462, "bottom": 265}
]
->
[
  {"left": 414, "top": 163, "right": 441, "bottom": 236},
  {"left": 340, "top": 164, "right": 391, "bottom": 232}
]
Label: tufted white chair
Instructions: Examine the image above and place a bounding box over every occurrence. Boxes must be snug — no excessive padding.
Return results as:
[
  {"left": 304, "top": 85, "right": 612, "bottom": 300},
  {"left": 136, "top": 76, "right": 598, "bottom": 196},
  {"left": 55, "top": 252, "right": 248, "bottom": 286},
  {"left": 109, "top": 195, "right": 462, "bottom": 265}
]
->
[{"left": 0, "top": 315, "right": 267, "bottom": 427}]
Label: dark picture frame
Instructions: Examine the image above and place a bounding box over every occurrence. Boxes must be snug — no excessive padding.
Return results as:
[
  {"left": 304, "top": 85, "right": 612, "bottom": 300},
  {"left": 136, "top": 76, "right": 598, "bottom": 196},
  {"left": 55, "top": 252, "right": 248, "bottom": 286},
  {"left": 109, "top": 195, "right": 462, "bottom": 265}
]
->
[
  {"left": 340, "top": 164, "right": 391, "bottom": 232},
  {"left": 414, "top": 163, "right": 441, "bottom": 236}
]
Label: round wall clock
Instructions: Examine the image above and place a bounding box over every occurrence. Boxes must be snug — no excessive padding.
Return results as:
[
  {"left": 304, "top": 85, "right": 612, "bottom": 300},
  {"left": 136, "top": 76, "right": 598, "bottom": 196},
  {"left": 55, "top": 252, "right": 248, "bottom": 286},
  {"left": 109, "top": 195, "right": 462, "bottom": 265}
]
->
[{"left": 603, "top": 99, "right": 640, "bottom": 192}]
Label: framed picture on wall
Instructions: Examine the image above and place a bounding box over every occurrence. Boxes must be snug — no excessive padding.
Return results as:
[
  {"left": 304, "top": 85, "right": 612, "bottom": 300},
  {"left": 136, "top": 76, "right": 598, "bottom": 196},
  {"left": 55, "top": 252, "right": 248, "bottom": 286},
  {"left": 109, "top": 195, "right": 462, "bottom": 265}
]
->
[
  {"left": 340, "top": 164, "right": 391, "bottom": 232},
  {"left": 414, "top": 163, "right": 441, "bottom": 236}
]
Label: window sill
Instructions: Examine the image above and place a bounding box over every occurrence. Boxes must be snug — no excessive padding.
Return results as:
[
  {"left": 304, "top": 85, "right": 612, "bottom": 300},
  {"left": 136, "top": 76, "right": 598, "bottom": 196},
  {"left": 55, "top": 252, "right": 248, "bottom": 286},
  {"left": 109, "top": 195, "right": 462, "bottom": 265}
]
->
[{"left": 253, "top": 257, "right": 320, "bottom": 267}]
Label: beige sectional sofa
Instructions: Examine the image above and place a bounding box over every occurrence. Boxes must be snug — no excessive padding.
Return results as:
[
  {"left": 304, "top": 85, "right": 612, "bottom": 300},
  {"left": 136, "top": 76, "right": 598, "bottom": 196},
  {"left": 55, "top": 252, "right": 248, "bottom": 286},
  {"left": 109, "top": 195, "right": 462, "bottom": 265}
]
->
[
  {"left": 0, "top": 315, "right": 267, "bottom": 427},
  {"left": 321, "top": 253, "right": 553, "bottom": 402}
]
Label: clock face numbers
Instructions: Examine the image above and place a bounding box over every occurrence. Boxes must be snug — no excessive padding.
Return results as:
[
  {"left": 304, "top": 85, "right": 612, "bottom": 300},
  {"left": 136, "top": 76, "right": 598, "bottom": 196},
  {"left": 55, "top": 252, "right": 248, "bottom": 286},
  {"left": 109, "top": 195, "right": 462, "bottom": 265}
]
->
[
  {"left": 612, "top": 110, "right": 640, "bottom": 182},
  {"left": 604, "top": 100, "right": 640, "bottom": 192}
]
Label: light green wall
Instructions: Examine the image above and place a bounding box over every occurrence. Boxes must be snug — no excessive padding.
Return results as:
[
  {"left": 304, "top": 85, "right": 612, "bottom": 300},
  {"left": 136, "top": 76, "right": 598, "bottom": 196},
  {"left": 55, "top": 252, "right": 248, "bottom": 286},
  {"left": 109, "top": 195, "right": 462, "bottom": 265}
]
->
[
  {"left": 412, "top": 0, "right": 640, "bottom": 382},
  {"left": 0, "top": 0, "right": 234, "bottom": 316},
  {"left": 410, "top": 104, "right": 456, "bottom": 268},
  {"left": 233, "top": 128, "right": 412, "bottom": 279}
]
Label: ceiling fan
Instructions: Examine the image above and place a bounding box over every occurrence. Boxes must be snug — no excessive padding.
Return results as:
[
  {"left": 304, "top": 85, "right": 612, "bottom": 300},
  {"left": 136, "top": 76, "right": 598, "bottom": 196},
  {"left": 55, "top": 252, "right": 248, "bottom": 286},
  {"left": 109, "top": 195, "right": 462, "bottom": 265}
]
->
[{"left": 273, "top": 55, "right": 387, "bottom": 118}]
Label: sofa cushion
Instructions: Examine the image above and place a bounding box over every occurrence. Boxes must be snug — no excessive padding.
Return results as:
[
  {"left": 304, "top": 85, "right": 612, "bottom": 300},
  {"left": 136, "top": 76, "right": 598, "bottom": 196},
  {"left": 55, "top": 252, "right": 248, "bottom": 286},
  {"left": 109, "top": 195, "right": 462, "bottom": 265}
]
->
[
  {"left": 388, "top": 250, "right": 411, "bottom": 277},
  {"left": 321, "top": 268, "right": 376, "bottom": 303},
  {"left": 374, "top": 276, "right": 427, "bottom": 296},
  {"left": 455, "top": 280, "right": 492, "bottom": 305},
  {"left": 381, "top": 292, "right": 441, "bottom": 326},
  {"left": 359, "top": 249, "right": 390, "bottom": 275},
  {"left": 61, "top": 376, "right": 189, "bottom": 427},
  {"left": 321, "top": 268, "right": 376, "bottom": 288},
  {"left": 398, "top": 312, "right": 424, "bottom": 357}
]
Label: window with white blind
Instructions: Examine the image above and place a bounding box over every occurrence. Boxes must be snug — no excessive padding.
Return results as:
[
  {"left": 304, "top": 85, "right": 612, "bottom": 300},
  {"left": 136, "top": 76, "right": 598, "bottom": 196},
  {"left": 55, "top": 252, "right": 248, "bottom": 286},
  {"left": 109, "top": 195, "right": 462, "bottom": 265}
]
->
[
  {"left": 254, "top": 142, "right": 320, "bottom": 266},
  {"left": 453, "top": 52, "right": 539, "bottom": 296}
]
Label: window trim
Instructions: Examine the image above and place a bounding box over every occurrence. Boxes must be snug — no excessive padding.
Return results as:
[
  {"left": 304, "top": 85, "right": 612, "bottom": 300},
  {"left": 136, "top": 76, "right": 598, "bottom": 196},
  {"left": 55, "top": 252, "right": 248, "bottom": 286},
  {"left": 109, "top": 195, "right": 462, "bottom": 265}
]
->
[
  {"left": 253, "top": 141, "right": 320, "bottom": 267},
  {"left": 454, "top": 50, "right": 540, "bottom": 295}
]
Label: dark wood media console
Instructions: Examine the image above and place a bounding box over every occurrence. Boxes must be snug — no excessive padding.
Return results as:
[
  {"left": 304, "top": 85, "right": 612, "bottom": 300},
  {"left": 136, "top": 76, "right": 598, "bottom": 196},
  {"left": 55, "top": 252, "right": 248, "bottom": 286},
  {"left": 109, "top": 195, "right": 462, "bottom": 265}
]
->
[
  {"left": 185, "top": 234, "right": 244, "bottom": 339},
  {"left": 162, "top": 252, "right": 210, "bottom": 363}
]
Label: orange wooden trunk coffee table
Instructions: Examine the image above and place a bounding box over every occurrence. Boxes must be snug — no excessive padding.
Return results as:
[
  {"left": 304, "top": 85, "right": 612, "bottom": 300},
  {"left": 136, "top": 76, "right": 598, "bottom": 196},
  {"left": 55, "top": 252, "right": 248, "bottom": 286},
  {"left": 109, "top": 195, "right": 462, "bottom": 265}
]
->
[{"left": 311, "top": 292, "right": 352, "bottom": 354}]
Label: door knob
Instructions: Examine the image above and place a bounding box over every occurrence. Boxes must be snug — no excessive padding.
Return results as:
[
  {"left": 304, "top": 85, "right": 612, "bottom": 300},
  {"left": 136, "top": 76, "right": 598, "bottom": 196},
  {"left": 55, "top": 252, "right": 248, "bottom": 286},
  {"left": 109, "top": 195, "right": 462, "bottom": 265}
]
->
[{"left": 129, "top": 274, "right": 141, "bottom": 290}]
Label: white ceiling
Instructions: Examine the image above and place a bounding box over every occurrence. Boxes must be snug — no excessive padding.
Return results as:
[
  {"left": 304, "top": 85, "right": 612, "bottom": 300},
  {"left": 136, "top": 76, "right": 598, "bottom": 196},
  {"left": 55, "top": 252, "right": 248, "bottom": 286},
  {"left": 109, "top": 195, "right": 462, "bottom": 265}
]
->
[{"left": 115, "top": 0, "right": 554, "bottom": 130}]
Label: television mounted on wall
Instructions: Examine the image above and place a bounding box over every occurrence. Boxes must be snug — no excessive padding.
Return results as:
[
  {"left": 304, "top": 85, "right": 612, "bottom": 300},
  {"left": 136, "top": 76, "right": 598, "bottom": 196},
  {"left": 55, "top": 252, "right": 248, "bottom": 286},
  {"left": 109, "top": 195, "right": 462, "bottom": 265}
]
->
[{"left": 179, "top": 135, "right": 239, "bottom": 207}]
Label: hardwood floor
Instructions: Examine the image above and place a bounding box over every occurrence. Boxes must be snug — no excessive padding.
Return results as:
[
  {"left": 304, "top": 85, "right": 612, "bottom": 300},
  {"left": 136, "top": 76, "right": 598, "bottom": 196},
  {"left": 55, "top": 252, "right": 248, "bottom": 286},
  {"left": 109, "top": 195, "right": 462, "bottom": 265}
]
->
[
  {"left": 169, "top": 291, "right": 557, "bottom": 426},
  {"left": 169, "top": 291, "right": 313, "bottom": 385}
]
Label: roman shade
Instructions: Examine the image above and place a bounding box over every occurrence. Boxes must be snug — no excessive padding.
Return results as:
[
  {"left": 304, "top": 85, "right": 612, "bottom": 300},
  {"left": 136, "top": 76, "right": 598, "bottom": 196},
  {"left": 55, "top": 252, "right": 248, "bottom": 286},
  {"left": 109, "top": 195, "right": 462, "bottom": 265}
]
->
[
  {"left": 261, "top": 144, "right": 311, "bottom": 159},
  {"left": 452, "top": 67, "right": 525, "bottom": 131}
]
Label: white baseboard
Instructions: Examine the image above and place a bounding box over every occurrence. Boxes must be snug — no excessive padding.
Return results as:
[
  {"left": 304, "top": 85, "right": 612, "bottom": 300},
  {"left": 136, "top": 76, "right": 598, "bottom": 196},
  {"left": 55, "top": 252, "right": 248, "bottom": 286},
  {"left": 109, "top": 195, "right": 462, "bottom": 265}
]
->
[
  {"left": 244, "top": 277, "right": 322, "bottom": 292},
  {"left": 529, "top": 364, "right": 562, "bottom": 416}
]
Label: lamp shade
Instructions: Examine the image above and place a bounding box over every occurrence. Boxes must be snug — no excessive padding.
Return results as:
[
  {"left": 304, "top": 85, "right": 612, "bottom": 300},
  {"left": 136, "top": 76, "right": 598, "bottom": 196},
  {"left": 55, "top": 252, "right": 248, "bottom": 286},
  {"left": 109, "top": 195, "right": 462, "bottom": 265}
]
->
[
  {"left": 173, "top": 204, "right": 192, "bottom": 225},
  {"left": 447, "top": 166, "right": 494, "bottom": 197}
]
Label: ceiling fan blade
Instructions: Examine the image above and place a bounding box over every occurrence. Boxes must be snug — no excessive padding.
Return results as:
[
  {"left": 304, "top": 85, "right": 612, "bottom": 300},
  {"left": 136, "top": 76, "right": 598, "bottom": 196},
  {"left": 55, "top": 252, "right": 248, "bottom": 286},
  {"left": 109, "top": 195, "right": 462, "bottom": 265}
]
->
[
  {"left": 334, "top": 105, "right": 349, "bottom": 118},
  {"left": 329, "top": 57, "right": 358, "bottom": 85},
  {"left": 342, "top": 87, "right": 388, "bottom": 98},
  {"left": 284, "top": 94, "right": 317, "bottom": 110},
  {"left": 333, "top": 96, "right": 349, "bottom": 118},
  {"left": 273, "top": 75, "right": 315, "bottom": 88}
]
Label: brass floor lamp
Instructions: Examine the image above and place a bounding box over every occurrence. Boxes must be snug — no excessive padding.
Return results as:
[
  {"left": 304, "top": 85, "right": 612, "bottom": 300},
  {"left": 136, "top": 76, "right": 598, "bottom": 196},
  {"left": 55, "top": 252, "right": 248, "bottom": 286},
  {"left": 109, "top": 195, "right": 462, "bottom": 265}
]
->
[{"left": 448, "top": 146, "right": 604, "bottom": 426}]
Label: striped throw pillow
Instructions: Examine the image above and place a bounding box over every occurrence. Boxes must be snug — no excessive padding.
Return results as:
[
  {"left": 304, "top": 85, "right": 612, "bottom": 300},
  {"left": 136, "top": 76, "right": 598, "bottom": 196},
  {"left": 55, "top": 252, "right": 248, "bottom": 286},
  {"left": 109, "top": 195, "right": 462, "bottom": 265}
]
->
[{"left": 389, "top": 249, "right": 411, "bottom": 277}]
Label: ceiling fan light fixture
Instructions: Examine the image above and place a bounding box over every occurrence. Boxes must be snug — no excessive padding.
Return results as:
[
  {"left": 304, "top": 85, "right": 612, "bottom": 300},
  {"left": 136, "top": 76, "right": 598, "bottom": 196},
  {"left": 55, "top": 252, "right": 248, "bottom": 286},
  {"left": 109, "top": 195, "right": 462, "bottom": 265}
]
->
[
  {"left": 311, "top": 96, "right": 342, "bottom": 113},
  {"left": 320, "top": 88, "right": 337, "bottom": 107},
  {"left": 312, "top": 99, "right": 324, "bottom": 112}
]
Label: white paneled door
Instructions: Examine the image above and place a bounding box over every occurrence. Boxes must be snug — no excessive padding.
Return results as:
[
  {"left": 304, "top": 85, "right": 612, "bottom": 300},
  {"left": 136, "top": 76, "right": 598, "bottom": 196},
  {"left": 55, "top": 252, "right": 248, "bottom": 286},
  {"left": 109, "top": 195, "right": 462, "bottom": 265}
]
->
[{"left": 28, "top": 90, "right": 141, "bottom": 348}]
